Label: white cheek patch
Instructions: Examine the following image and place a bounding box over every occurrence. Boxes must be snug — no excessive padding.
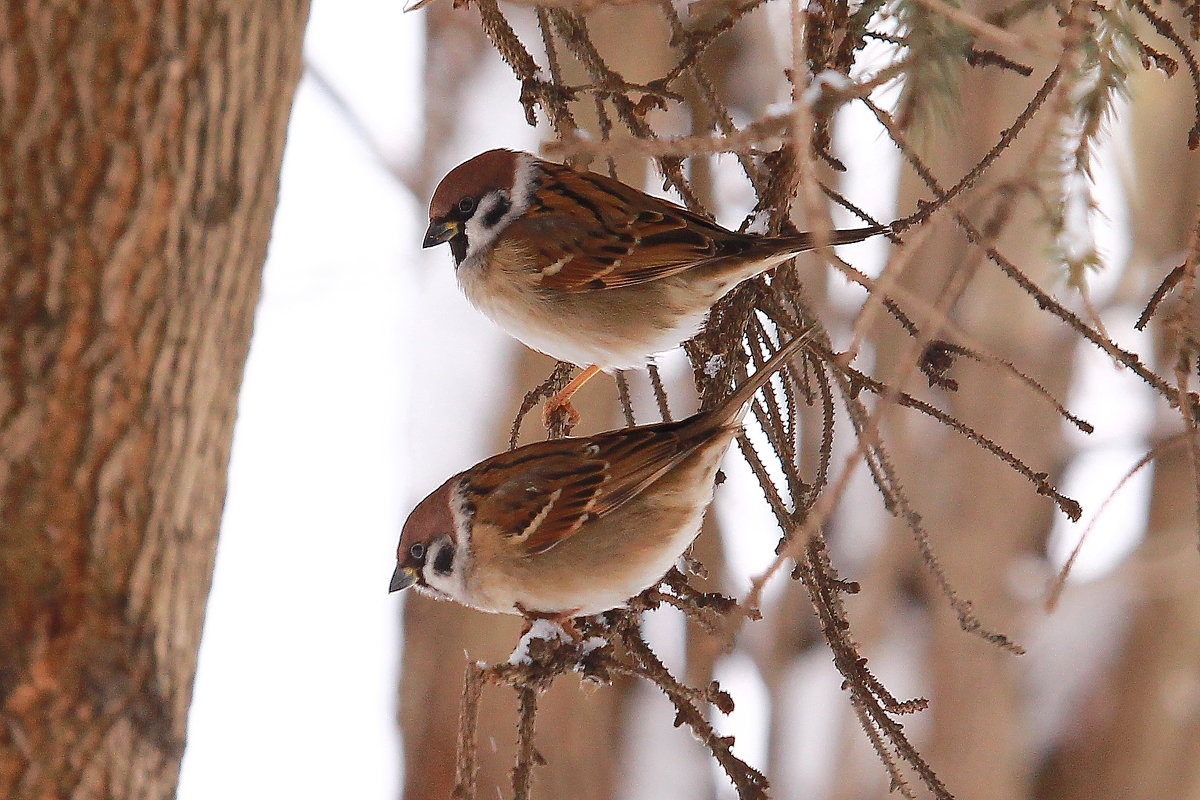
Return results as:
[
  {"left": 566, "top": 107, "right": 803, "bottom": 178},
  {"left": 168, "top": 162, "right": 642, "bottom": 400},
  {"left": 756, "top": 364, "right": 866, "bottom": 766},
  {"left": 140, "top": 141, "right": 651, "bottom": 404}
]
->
[
  {"left": 422, "top": 537, "right": 467, "bottom": 600},
  {"left": 462, "top": 153, "right": 537, "bottom": 263},
  {"left": 422, "top": 563, "right": 456, "bottom": 596},
  {"left": 421, "top": 481, "right": 474, "bottom": 603},
  {"left": 509, "top": 152, "right": 536, "bottom": 214},
  {"left": 462, "top": 191, "right": 509, "bottom": 256}
]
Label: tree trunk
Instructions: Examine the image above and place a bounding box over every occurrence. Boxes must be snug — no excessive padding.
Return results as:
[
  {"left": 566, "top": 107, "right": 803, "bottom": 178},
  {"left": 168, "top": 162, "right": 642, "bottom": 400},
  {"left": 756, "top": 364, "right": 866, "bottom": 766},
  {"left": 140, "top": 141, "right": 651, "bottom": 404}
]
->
[{"left": 0, "top": 3, "right": 309, "bottom": 798}]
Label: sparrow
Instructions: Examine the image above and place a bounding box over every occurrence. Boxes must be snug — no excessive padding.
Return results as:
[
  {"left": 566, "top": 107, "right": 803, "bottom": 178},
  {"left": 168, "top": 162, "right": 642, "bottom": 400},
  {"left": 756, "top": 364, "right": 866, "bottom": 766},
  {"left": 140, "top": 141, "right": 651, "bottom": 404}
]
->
[
  {"left": 390, "top": 330, "right": 810, "bottom": 622},
  {"left": 423, "top": 148, "right": 886, "bottom": 426}
]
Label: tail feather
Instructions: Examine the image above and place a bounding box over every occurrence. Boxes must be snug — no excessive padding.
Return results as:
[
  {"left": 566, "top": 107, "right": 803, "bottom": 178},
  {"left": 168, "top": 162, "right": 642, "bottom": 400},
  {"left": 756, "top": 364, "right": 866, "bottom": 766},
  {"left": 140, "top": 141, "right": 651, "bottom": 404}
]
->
[
  {"left": 711, "top": 329, "right": 816, "bottom": 426},
  {"left": 777, "top": 224, "right": 889, "bottom": 252}
]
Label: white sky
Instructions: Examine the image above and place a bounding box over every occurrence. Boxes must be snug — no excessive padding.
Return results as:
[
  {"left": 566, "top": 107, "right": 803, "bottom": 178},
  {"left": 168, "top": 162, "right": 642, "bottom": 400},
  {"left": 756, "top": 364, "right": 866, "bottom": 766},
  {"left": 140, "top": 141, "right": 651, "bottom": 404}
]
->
[{"left": 178, "top": 3, "right": 420, "bottom": 797}]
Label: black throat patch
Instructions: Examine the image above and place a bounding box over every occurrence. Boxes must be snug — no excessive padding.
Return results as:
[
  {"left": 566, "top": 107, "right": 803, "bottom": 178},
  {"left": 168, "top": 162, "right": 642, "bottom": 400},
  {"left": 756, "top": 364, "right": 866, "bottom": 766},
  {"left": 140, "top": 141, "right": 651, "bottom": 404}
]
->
[{"left": 449, "top": 233, "right": 468, "bottom": 265}]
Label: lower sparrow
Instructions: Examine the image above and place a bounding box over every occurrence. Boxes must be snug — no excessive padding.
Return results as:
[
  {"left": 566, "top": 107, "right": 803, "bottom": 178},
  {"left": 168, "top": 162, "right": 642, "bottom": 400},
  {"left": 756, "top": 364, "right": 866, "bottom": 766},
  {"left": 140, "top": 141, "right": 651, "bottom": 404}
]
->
[
  {"left": 390, "top": 331, "right": 810, "bottom": 621},
  {"left": 423, "top": 149, "right": 886, "bottom": 425}
]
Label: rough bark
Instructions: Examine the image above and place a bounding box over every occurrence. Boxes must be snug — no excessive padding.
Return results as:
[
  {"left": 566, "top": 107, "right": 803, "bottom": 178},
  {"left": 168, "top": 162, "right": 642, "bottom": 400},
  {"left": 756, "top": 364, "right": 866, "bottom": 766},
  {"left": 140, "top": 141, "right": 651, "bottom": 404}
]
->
[{"left": 0, "top": 2, "right": 309, "bottom": 797}]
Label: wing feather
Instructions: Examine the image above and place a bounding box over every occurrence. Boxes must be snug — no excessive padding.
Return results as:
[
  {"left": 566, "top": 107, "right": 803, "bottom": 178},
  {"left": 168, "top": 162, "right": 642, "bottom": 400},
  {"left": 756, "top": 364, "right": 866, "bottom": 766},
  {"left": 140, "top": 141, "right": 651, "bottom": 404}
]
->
[
  {"left": 514, "top": 161, "right": 756, "bottom": 291},
  {"left": 463, "top": 421, "right": 716, "bottom": 556}
]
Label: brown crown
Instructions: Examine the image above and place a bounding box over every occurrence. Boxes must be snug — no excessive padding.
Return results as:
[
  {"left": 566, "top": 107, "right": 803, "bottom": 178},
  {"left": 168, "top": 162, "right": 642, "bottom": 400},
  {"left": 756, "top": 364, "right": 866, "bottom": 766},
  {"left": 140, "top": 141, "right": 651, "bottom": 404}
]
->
[
  {"left": 428, "top": 149, "right": 522, "bottom": 221},
  {"left": 398, "top": 478, "right": 459, "bottom": 559}
]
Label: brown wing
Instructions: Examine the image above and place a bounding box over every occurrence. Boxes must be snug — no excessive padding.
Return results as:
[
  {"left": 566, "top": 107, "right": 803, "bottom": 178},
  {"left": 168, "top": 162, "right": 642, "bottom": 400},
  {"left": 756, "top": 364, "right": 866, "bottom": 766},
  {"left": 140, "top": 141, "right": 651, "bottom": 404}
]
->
[
  {"left": 465, "top": 444, "right": 608, "bottom": 555},
  {"left": 511, "top": 160, "right": 759, "bottom": 291},
  {"left": 463, "top": 422, "right": 714, "bottom": 555},
  {"left": 583, "top": 426, "right": 699, "bottom": 517}
]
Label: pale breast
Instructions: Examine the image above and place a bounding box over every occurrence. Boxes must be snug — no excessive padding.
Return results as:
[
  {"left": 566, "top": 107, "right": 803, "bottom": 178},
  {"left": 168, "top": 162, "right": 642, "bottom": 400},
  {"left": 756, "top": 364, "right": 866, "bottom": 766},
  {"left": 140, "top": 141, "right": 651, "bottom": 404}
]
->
[{"left": 456, "top": 239, "right": 714, "bottom": 370}]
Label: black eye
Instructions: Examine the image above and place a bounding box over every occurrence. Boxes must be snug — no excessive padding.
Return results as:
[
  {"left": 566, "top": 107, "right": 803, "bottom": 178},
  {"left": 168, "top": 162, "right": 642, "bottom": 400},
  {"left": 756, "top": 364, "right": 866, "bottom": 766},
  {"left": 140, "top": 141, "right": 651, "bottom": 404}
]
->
[
  {"left": 409, "top": 543, "right": 425, "bottom": 561},
  {"left": 457, "top": 196, "right": 476, "bottom": 215},
  {"left": 432, "top": 543, "right": 455, "bottom": 576}
]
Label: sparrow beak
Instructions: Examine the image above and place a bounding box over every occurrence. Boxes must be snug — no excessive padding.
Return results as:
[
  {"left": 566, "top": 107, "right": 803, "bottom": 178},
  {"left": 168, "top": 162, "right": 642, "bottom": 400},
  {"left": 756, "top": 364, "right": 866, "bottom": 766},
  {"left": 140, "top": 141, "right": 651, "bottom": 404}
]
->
[
  {"left": 389, "top": 563, "right": 419, "bottom": 593},
  {"left": 423, "top": 219, "right": 460, "bottom": 248}
]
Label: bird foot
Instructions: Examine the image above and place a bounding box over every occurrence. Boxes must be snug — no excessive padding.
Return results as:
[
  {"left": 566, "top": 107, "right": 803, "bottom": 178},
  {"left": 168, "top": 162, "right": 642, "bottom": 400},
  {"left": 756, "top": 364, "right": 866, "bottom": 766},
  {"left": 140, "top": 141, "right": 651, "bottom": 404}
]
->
[
  {"left": 540, "top": 364, "right": 602, "bottom": 432},
  {"left": 515, "top": 603, "right": 583, "bottom": 642},
  {"left": 541, "top": 395, "right": 581, "bottom": 432}
]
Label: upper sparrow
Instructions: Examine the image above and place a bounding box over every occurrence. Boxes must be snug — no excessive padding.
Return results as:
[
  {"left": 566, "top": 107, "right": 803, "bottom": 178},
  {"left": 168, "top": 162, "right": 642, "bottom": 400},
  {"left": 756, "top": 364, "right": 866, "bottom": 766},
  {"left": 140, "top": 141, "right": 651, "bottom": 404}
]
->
[
  {"left": 390, "top": 331, "right": 809, "bottom": 622},
  {"left": 424, "top": 149, "right": 886, "bottom": 425}
]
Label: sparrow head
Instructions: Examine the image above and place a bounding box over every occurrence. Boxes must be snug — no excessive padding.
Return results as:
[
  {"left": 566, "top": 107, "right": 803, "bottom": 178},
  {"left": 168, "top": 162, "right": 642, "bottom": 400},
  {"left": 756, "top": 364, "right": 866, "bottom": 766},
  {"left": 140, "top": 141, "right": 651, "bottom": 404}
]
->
[
  {"left": 425, "top": 149, "right": 534, "bottom": 266},
  {"left": 391, "top": 479, "right": 465, "bottom": 598}
]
